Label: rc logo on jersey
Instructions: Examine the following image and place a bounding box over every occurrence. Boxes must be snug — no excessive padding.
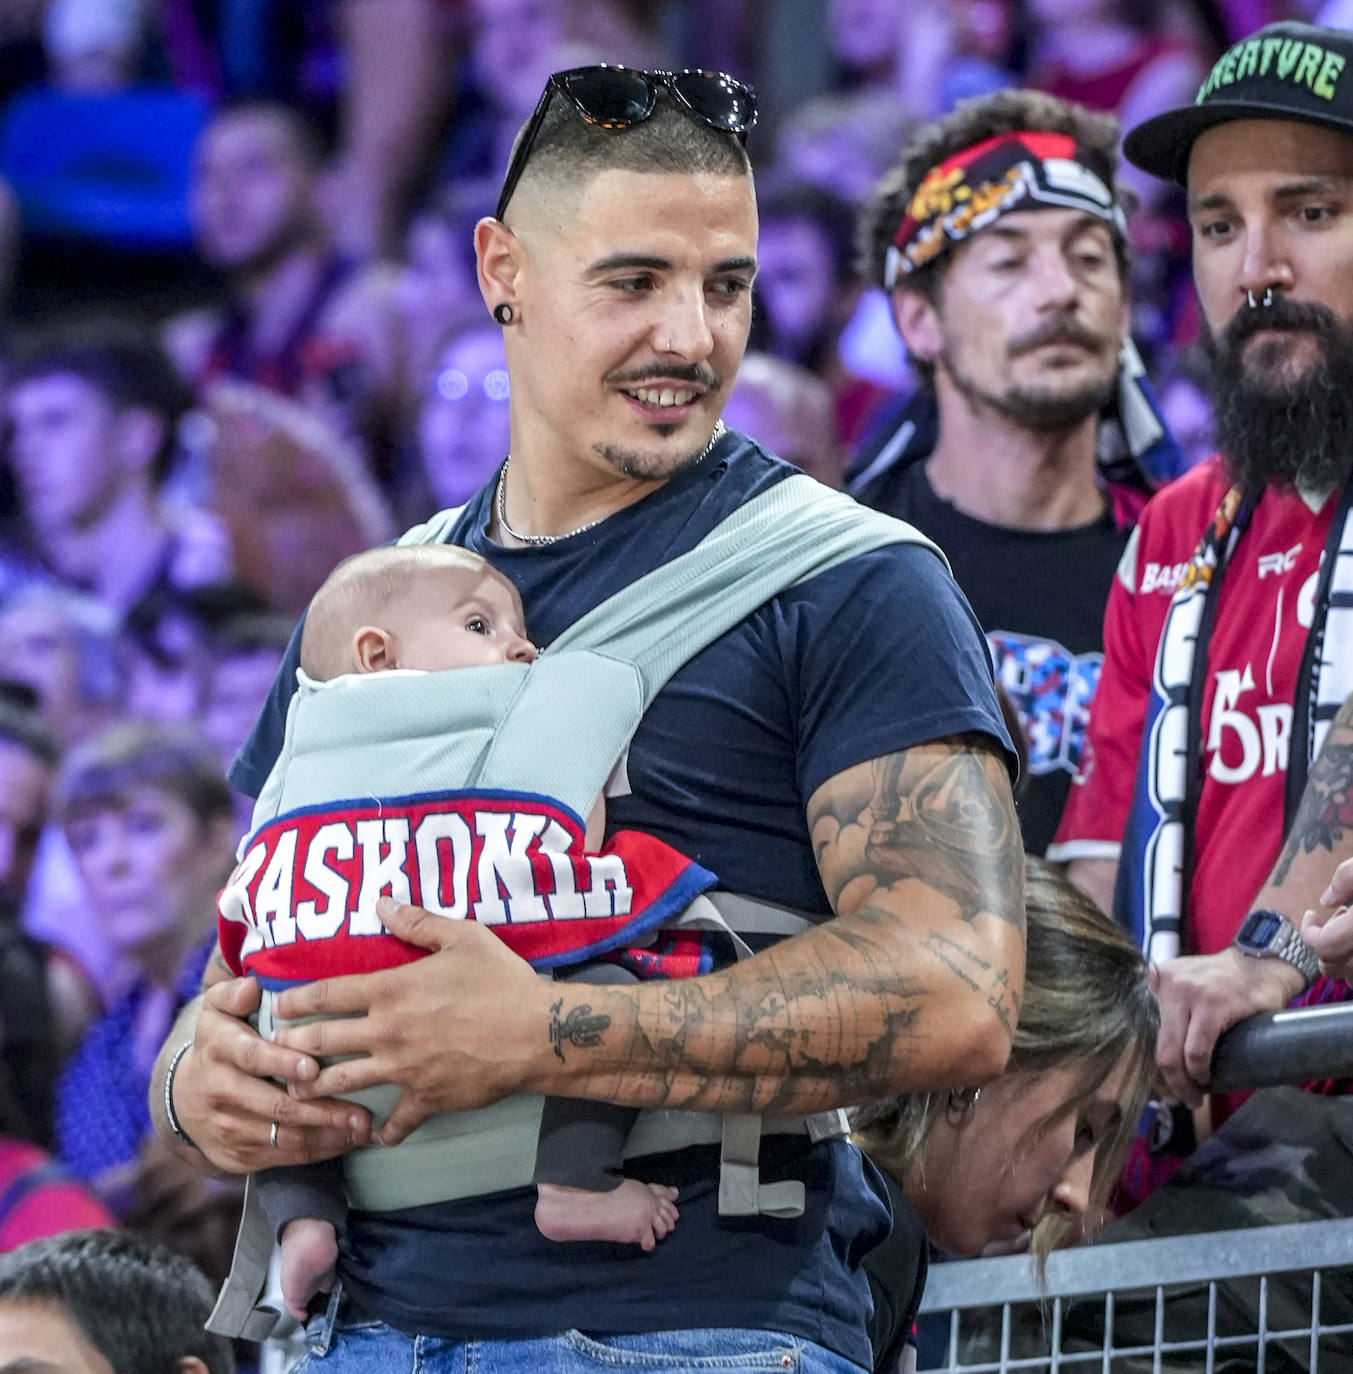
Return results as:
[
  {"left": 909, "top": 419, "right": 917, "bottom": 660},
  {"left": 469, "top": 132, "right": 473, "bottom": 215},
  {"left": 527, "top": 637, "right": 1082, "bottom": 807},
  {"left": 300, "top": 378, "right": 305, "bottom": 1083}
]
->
[
  {"left": 988, "top": 631, "right": 1102, "bottom": 776},
  {"left": 1257, "top": 543, "right": 1302, "bottom": 579}
]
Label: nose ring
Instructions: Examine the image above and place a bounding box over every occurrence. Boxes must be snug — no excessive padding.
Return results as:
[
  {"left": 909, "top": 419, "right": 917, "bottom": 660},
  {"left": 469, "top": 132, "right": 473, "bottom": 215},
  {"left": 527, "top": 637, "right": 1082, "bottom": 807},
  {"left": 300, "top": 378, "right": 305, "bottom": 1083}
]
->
[{"left": 1247, "top": 287, "right": 1275, "bottom": 309}]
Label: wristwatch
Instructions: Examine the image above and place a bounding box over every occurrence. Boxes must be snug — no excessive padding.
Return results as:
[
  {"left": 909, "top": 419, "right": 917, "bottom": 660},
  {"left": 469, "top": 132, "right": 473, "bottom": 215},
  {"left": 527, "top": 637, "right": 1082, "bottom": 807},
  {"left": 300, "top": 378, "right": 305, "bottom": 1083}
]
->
[{"left": 1232, "top": 908, "right": 1321, "bottom": 988}]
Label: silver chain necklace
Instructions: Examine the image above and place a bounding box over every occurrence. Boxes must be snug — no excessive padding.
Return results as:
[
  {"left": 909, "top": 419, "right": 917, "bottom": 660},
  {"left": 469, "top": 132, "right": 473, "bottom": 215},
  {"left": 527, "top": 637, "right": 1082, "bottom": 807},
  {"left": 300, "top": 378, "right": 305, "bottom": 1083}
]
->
[{"left": 495, "top": 421, "right": 726, "bottom": 546}]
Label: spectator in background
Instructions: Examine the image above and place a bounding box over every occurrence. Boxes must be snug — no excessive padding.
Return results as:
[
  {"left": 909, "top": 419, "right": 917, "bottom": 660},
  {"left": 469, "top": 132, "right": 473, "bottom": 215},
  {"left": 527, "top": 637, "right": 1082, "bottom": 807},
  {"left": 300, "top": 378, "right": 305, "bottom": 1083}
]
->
[
  {"left": 1026, "top": 0, "right": 1213, "bottom": 212},
  {"left": 41, "top": 0, "right": 145, "bottom": 93},
  {"left": 204, "top": 381, "right": 395, "bottom": 616},
  {"left": 0, "top": 1229, "right": 234, "bottom": 1374},
  {"left": 851, "top": 92, "right": 1142, "bottom": 857},
  {"left": 1027, "top": 0, "right": 1212, "bottom": 124},
  {"left": 0, "top": 588, "right": 121, "bottom": 749},
  {"left": 723, "top": 355, "right": 842, "bottom": 487},
  {"left": 775, "top": 89, "right": 913, "bottom": 205},
  {"left": 414, "top": 315, "right": 512, "bottom": 514},
  {"left": 444, "top": 0, "right": 572, "bottom": 194},
  {"left": 396, "top": 189, "right": 483, "bottom": 411},
  {"left": 201, "top": 609, "right": 292, "bottom": 828},
  {"left": 0, "top": 699, "right": 68, "bottom": 1149},
  {"left": 441, "top": 0, "right": 653, "bottom": 204},
  {"left": 5, "top": 319, "right": 230, "bottom": 617},
  {"left": 120, "top": 581, "right": 272, "bottom": 730},
  {"left": 752, "top": 183, "right": 871, "bottom": 440},
  {"left": 165, "top": 100, "right": 403, "bottom": 468},
  {"left": 0, "top": 640, "right": 125, "bottom": 1033},
  {"left": 52, "top": 723, "right": 238, "bottom": 1225},
  {"left": 0, "top": 709, "right": 112, "bottom": 1237},
  {"left": 324, "top": 0, "right": 457, "bottom": 261}
]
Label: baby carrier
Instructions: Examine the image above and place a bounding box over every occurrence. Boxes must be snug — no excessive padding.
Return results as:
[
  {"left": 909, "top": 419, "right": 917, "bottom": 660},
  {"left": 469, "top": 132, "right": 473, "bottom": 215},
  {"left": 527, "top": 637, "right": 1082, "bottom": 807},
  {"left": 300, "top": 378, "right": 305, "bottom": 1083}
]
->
[{"left": 209, "top": 473, "right": 942, "bottom": 1338}]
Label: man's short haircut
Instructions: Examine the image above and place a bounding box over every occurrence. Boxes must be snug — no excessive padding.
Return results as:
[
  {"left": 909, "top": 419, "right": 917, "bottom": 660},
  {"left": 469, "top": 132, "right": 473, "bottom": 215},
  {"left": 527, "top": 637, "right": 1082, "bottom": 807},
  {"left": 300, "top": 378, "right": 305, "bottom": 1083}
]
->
[
  {"left": 0, "top": 1229, "right": 234, "bottom": 1374},
  {"left": 300, "top": 544, "right": 494, "bottom": 681},
  {"left": 6, "top": 318, "right": 193, "bottom": 485},
  {"left": 859, "top": 89, "right": 1130, "bottom": 295},
  {"left": 54, "top": 720, "right": 233, "bottom": 830},
  {"left": 0, "top": 696, "right": 59, "bottom": 768},
  {"left": 507, "top": 87, "right": 751, "bottom": 217}
]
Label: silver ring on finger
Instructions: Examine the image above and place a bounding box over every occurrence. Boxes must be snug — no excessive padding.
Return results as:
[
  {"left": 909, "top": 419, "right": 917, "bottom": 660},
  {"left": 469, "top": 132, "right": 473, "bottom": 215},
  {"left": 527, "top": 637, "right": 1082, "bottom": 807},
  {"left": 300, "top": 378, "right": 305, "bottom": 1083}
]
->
[{"left": 269, "top": 1120, "right": 280, "bottom": 1149}]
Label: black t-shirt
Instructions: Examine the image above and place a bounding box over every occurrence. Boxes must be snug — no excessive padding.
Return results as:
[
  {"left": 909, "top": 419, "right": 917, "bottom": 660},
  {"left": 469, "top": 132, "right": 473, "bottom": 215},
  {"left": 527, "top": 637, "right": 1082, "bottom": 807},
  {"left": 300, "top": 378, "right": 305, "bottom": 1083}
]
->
[
  {"left": 861, "top": 462, "right": 1126, "bottom": 856},
  {"left": 231, "top": 431, "right": 1012, "bottom": 1368}
]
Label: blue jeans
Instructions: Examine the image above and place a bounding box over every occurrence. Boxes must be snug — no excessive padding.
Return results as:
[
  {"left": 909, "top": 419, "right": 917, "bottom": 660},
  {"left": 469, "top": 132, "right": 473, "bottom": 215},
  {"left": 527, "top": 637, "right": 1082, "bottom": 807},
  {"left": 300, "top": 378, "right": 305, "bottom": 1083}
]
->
[{"left": 294, "top": 1318, "right": 869, "bottom": 1373}]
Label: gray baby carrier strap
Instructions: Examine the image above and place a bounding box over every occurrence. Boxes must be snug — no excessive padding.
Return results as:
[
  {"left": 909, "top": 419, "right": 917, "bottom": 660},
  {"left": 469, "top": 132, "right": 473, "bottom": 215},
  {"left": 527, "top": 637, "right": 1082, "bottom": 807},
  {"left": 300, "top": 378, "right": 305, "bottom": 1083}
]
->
[{"left": 208, "top": 476, "right": 939, "bottom": 1340}]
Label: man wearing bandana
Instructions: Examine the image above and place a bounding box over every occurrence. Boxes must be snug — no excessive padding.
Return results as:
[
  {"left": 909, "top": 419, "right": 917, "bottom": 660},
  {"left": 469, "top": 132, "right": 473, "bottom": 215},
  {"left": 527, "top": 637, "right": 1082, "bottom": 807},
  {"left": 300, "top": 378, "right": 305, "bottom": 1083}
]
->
[
  {"left": 1051, "top": 19, "right": 1353, "bottom": 1220},
  {"left": 851, "top": 91, "right": 1169, "bottom": 858}
]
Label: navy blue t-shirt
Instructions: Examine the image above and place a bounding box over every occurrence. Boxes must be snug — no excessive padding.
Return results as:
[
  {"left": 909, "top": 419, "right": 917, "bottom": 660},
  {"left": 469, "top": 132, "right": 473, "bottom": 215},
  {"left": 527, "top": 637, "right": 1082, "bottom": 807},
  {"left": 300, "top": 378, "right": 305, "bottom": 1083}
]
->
[{"left": 231, "top": 431, "right": 1012, "bottom": 1368}]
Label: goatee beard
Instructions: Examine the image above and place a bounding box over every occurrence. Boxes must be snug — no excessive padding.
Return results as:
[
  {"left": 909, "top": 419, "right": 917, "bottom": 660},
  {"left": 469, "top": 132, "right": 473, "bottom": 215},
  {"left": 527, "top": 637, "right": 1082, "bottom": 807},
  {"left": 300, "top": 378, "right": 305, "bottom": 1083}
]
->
[
  {"left": 941, "top": 317, "right": 1118, "bottom": 433},
  {"left": 1203, "top": 296, "right": 1353, "bottom": 497}
]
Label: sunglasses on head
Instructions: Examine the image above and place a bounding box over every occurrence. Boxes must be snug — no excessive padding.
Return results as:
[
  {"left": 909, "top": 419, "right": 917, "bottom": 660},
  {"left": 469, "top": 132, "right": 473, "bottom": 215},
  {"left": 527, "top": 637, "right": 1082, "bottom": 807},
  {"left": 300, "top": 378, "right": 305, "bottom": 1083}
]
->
[{"left": 494, "top": 64, "right": 757, "bottom": 222}]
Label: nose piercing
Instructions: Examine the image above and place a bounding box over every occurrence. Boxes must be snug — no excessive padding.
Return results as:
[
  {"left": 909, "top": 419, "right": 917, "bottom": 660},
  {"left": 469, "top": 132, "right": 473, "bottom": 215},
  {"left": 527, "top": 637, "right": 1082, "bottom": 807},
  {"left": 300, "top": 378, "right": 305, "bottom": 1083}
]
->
[{"left": 1247, "top": 287, "right": 1275, "bottom": 309}]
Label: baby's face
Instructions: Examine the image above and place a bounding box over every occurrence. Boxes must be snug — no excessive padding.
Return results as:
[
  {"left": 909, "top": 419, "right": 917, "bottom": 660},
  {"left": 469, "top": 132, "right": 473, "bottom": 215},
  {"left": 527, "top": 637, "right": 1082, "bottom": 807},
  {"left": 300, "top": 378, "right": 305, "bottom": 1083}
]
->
[{"left": 394, "top": 566, "right": 536, "bottom": 671}]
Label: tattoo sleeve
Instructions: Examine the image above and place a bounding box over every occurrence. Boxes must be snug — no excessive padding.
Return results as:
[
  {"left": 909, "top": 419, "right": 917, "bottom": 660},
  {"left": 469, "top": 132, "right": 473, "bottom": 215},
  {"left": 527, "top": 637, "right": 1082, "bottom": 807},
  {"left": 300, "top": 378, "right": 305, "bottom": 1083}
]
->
[
  {"left": 544, "top": 735, "right": 1025, "bottom": 1115},
  {"left": 1272, "top": 693, "right": 1353, "bottom": 887}
]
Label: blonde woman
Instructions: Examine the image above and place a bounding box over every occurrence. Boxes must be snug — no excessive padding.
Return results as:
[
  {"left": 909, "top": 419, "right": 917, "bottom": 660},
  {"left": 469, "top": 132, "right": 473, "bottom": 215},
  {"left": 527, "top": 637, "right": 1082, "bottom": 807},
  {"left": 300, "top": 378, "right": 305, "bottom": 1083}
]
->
[{"left": 855, "top": 859, "right": 1160, "bottom": 1373}]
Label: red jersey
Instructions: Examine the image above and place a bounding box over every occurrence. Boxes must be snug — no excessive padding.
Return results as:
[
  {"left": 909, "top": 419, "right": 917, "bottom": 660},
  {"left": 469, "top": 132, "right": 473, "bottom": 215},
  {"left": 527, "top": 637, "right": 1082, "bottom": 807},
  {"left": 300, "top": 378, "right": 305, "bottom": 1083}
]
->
[{"left": 1051, "top": 456, "right": 1337, "bottom": 953}]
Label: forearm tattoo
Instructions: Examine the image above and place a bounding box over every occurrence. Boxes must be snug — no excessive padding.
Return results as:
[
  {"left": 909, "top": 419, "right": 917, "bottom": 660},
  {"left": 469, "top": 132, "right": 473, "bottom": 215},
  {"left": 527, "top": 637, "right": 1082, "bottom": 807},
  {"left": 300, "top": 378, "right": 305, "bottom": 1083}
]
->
[
  {"left": 548, "top": 998, "right": 612, "bottom": 1062},
  {"left": 553, "top": 736, "right": 1024, "bottom": 1112},
  {"left": 1273, "top": 694, "right": 1353, "bottom": 886}
]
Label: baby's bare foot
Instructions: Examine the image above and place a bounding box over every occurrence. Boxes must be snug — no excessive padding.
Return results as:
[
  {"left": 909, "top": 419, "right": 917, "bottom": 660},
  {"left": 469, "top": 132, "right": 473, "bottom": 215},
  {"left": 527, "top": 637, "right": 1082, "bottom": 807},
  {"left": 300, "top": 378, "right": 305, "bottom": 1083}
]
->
[
  {"left": 535, "top": 1179, "right": 679, "bottom": 1251},
  {"left": 280, "top": 1217, "right": 339, "bottom": 1320}
]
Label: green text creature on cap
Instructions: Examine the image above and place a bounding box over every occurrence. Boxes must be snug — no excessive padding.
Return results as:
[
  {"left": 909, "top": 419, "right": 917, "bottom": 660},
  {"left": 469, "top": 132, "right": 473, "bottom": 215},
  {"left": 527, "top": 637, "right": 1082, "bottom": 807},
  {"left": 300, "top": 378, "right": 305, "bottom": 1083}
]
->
[{"left": 1123, "top": 21, "right": 1353, "bottom": 186}]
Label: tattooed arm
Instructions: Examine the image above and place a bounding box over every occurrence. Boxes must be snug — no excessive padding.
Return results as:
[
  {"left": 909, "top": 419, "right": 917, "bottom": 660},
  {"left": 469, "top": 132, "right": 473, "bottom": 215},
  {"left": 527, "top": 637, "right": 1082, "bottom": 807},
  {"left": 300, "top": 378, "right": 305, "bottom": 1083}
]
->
[
  {"left": 1152, "top": 689, "right": 1353, "bottom": 1105},
  {"left": 273, "top": 734, "right": 1025, "bottom": 1145},
  {"left": 1279, "top": 691, "right": 1353, "bottom": 980}
]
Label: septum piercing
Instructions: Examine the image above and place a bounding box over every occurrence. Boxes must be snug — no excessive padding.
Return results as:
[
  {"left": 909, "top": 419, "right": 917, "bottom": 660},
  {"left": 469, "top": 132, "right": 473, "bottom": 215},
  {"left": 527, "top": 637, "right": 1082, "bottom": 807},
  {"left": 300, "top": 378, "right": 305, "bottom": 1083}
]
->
[{"left": 1247, "top": 287, "right": 1275, "bottom": 309}]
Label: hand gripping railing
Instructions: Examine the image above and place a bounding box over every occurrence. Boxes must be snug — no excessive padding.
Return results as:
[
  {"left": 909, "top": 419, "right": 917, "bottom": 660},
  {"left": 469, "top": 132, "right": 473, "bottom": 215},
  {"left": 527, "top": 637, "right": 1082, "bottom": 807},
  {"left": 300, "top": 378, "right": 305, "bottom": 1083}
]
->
[{"left": 1209, "top": 1000, "right": 1353, "bottom": 1092}]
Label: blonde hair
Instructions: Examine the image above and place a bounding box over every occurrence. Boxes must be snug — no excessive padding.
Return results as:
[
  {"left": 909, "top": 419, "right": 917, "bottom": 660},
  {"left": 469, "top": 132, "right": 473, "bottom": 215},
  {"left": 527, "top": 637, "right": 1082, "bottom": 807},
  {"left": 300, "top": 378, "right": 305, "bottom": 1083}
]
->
[
  {"left": 299, "top": 544, "right": 493, "bottom": 681},
  {"left": 852, "top": 857, "right": 1158, "bottom": 1256}
]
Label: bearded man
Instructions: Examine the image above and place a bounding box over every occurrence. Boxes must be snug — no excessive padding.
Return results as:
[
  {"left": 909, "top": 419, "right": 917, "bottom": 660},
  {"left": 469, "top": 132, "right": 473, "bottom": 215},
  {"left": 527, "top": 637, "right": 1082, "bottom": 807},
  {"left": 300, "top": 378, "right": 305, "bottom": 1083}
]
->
[{"left": 1050, "top": 18, "right": 1353, "bottom": 1167}]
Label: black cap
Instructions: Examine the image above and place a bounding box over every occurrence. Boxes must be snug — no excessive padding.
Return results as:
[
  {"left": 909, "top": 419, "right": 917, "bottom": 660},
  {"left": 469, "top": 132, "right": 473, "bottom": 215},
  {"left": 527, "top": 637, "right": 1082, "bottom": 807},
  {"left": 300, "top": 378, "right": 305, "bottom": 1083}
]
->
[{"left": 1123, "top": 22, "right": 1353, "bottom": 185}]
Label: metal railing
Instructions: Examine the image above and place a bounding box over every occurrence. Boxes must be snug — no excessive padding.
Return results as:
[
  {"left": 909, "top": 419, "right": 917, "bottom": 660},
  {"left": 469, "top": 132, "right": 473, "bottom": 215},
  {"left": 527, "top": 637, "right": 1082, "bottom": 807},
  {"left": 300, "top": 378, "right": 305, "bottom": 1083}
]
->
[{"left": 912, "top": 1003, "right": 1353, "bottom": 1373}]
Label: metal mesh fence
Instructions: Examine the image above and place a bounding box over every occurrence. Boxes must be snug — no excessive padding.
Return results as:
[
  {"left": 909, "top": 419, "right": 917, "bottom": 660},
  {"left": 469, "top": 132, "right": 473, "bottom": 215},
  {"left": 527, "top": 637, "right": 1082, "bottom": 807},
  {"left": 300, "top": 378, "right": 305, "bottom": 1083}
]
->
[{"left": 916, "top": 1219, "right": 1353, "bottom": 1373}]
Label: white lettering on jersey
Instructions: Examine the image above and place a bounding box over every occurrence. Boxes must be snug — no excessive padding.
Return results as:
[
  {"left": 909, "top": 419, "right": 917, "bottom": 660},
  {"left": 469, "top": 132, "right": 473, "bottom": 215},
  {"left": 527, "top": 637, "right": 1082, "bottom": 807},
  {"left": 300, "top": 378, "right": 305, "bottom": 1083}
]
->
[
  {"left": 1206, "top": 663, "right": 1291, "bottom": 784},
  {"left": 296, "top": 822, "right": 353, "bottom": 940},
  {"left": 1257, "top": 543, "right": 1302, "bottom": 579},
  {"left": 413, "top": 812, "right": 471, "bottom": 920},
  {"left": 255, "top": 829, "right": 299, "bottom": 947},
  {"left": 473, "top": 811, "right": 549, "bottom": 925},
  {"left": 238, "top": 805, "right": 643, "bottom": 953},
  {"left": 1140, "top": 562, "right": 1190, "bottom": 596},
  {"left": 353, "top": 818, "right": 413, "bottom": 933}
]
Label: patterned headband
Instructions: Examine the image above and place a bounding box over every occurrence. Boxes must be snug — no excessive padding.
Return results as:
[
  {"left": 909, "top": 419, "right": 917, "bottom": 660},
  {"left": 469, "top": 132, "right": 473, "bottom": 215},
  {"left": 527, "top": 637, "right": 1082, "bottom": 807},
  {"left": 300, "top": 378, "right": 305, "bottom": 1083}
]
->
[{"left": 884, "top": 130, "right": 1127, "bottom": 288}]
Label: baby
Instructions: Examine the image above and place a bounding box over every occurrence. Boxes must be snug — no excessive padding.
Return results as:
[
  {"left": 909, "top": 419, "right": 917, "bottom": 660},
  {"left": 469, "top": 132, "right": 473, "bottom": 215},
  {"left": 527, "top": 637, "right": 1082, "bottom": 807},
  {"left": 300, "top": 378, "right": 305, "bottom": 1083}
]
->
[{"left": 229, "top": 545, "right": 704, "bottom": 1320}]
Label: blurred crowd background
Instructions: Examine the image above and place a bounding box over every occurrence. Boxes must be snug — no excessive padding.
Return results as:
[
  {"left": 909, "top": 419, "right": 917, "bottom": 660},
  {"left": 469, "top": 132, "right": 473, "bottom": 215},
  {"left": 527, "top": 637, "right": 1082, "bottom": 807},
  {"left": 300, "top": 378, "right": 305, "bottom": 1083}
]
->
[{"left": 0, "top": 0, "right": 1344, "bottom": 1327}]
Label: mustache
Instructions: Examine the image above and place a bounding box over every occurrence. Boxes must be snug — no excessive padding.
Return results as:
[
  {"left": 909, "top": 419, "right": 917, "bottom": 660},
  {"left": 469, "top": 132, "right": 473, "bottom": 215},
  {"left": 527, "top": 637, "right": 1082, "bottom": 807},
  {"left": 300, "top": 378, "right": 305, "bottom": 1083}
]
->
[
  {"left": 608, "top": 362, "right": 721, "bottom": 391},
  {"left": 1217, "top": 294, "right": 1343, "bottom": 354},
  {"left": 1007, "top": 318, "right": 1112, "bottom": 358}
]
